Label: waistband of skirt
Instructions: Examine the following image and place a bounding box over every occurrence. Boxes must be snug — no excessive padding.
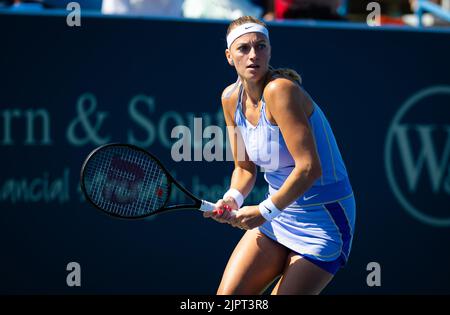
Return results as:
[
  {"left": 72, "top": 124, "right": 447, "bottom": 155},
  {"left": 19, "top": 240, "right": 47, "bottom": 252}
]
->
[{"left": 268, "top": 177, "right": 353, "bottom": 207}]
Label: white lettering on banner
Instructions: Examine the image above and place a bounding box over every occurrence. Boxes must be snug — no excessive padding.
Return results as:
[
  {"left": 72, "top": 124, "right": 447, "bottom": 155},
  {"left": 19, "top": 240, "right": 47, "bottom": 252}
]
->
[
  {"left": 366, "top": 2, "right": 381, "bottom": 27},
  {"left": 66, "top": 262, "right": 81, "bottom": 287},
  {"left": 66, "top": 2, "right": 81, "bottom": 27},
  {"left": 171, "top": 125, "right": 192, "bottom": 162},
  {"left": 385, "top": 86, "right": 450, "bottom": 227},
  {"left": 203, "top": 125, "right": 224, "bottom": 162},
  {"left": 366, "top": 262, "right": 381, "bottom": 287},
  {"left": 171, "top": 119, "right": 227, "bottom": 162},
  {"left": 169, "top": 120, "right": 281, "bottom": 165}
]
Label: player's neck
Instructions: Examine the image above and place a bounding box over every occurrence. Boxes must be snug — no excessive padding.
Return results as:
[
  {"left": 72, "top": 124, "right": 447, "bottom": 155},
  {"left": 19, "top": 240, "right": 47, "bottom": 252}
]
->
[{"left": 241, "top": 75, "right": 267, "bottom": 105}]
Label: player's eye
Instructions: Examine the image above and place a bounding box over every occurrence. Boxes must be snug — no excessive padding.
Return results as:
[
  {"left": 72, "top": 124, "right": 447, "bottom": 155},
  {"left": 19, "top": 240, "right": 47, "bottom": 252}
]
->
[{"left": 237, "top": 45, "right": 250, "bottom": 53}]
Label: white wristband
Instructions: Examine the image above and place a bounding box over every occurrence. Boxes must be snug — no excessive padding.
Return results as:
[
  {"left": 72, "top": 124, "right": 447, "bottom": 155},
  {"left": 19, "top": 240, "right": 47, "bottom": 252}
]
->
[
  {"left": 223, "top": 188, "right": 244, "bottom": 208},
  {"left": 258, "top": 198, "right": 282, "bottom": 221}
]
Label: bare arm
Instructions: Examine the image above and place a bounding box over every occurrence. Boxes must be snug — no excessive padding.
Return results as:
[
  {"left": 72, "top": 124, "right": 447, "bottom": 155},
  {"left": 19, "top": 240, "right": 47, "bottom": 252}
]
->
[
  {"left": 203, "top": 84, "right": 257, "bottom": 225},
  {"left": 264, "top": 79, "right": 322, "bottom": 210},
  {"left": 221, "top": 87, "right": 257, "bottom": 206},
  {"left": 226, "top": 79, "right": 322, "bottom": 230}
]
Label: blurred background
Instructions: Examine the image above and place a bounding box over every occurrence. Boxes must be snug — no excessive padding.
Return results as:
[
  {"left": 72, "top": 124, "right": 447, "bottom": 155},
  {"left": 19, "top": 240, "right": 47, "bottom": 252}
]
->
[
  {"left": 0, "top": 0, "right": 449, "bottom": 294},
  {"left": 1, "top": 0, "right": 450, "bottom": 26}
]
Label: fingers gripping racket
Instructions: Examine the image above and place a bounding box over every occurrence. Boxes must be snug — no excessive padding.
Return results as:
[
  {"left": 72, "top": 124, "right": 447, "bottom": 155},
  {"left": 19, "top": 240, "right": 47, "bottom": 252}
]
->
[{"left": 80, "top": 143, "right": 235, "bottom": 219}]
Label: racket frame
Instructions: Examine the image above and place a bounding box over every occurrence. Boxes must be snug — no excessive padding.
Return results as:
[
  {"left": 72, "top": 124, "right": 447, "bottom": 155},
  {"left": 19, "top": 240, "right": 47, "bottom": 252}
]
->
[{"left": 80, "top": 143, "right": 212, "bottom": 219}]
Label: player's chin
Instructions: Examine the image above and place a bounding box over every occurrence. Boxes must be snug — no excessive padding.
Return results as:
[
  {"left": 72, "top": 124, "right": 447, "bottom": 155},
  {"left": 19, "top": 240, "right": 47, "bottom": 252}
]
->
[{"left": 243, "top": 69, "right": 265, "bottom": 81}]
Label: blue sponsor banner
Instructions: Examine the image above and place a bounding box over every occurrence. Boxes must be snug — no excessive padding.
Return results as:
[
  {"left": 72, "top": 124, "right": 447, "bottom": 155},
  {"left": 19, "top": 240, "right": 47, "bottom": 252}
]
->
[{"left": 0, "top": 11, "right": 449, "bottom": 294}]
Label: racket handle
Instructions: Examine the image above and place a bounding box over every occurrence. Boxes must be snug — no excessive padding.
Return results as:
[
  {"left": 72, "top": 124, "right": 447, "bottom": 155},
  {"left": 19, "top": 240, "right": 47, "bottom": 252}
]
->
[
  {"left": 199, "top": 200, "right": 217, "bottom": 212},
  {"left": 198, "top": 200, "right": 239, "bottom": 216}
]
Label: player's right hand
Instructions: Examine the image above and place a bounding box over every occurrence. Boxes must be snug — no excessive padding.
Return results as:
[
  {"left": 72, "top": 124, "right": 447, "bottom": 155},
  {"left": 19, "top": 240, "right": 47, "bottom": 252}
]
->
[{"left": 203, "top": 198, "right": 236, "bottom": 223}]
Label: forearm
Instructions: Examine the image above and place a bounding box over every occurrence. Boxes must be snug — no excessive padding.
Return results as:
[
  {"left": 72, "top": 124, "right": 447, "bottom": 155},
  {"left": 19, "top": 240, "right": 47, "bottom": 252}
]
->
[
  {"left": 270, "top": 164, "right": 321, "bottom": 210},
  {"left": 229, "top": 166, "right": 257, "bottom": 200}
]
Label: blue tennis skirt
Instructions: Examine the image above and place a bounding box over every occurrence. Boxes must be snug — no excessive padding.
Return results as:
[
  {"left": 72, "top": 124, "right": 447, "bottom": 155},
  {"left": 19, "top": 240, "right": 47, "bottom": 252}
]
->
[{"left": 258, "top": 193, "right": 356, "bottom": 275}]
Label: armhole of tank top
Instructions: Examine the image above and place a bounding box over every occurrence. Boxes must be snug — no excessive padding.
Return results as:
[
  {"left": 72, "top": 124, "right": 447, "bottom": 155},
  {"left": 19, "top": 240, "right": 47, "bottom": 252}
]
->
[
  {"left": 299, "top": 85, "right": 317, "bottom": 119},
  {"left": 261, "top": 76, "right": 276, "bottom": 127},
  {"left": 223, "top": 79, "right": 242, "bottom": 126}
]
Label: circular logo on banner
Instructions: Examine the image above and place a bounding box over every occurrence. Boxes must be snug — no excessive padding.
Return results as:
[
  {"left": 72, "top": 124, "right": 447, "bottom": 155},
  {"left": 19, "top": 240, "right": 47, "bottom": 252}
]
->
[{"left": 385, "top": 86, "right": 450, "bottom": 227}]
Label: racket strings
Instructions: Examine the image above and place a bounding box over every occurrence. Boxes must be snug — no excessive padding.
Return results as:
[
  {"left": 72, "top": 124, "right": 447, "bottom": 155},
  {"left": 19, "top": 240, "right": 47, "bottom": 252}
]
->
[{"left": 84, "top": 146, "right": 170, "bottom": 217}]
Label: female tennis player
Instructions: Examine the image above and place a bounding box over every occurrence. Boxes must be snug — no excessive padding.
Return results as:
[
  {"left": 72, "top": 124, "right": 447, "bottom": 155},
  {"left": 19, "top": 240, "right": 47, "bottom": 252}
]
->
[{"left": 203, "top": 16, "right": 356, "bottom": 295}]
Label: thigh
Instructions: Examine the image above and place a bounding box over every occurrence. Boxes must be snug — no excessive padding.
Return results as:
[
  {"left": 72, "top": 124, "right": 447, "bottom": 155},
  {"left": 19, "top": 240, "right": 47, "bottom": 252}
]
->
[
  {"left": 271, "top": 252, "right": 335, "bottom": 295},
  {"left": 217, "top": 228, "right": 290, "bottom": 295}
]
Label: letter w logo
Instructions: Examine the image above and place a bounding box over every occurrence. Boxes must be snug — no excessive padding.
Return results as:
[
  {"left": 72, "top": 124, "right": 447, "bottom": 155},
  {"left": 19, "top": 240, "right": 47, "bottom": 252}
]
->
[{"left": 395, "top": 125, "right": 450, "bottom": 193}]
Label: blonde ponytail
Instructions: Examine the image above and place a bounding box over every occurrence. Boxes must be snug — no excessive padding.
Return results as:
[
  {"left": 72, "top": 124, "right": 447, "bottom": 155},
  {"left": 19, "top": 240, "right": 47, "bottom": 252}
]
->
[{"left": 269, "top": 66, "right": 302, "bottom": 84}]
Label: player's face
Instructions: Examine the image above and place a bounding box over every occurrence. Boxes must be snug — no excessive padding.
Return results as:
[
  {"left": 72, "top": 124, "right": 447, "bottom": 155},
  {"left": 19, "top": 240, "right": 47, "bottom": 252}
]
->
[{"left": 227, "top": 32, "right": 271, "bottom": 82}]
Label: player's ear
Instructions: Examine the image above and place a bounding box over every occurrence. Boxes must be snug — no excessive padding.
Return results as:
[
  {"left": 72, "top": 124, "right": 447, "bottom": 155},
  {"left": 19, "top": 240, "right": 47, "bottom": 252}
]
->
[{"left": 225, "top": 49, "right": 234, "bottom": 66}]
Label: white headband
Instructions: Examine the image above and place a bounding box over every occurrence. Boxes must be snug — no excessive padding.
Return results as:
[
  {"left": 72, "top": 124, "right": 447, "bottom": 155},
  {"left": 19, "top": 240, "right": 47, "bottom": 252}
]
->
[{"left": 226, "top": 23, "right": 269, "bottom": 49}]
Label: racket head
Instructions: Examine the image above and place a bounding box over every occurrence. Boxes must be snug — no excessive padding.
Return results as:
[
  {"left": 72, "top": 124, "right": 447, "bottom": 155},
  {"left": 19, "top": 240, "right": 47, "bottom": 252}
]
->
[{"left": 80, "top": 143, "right": 172, "bottom": 219}]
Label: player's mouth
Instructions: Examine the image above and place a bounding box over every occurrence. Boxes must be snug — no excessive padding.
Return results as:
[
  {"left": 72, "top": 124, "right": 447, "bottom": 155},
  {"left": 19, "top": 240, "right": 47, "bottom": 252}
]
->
[{"left": 247, "top": 64, "right": 259, "bottom": 69}]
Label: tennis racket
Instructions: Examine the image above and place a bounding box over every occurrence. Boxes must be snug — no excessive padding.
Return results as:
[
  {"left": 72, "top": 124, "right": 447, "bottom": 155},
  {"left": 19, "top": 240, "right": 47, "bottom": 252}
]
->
[{"left": 80, "top": 143, "right": 237, "bottom": 219}]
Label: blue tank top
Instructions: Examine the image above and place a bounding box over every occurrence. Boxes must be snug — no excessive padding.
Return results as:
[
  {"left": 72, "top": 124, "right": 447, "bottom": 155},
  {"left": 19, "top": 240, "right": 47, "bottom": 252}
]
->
[{"left": 234, "top": 83, "right": 353, "bottom": 206}]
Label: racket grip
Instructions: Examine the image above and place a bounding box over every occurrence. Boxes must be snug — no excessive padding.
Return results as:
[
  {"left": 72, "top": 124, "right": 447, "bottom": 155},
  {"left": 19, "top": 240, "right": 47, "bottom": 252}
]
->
[
  {"left": 199, "top": 200, "right": 217, "bottom": 212},
  {"left": 199, "top": 200, "right": 239, "bottom": 216}
]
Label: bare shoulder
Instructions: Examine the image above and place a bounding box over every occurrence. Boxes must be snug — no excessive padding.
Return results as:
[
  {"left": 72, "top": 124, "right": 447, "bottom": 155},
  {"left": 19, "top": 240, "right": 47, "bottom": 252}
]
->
[
  {"left": 221, "top": 82, "right": 240, "bottom": 117},
  {"left": 263, "top": 77, "right": 313, "bottom": 116},
  {"left": 264, "top": 77, "right": 303, "bottom": 100}
]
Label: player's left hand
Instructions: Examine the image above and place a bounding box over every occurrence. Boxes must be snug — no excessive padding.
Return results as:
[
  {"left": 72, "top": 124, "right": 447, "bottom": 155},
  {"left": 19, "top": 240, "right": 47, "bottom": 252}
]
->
[{"left": 228, "top": 205, "right": 266, "bottom": 230}]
